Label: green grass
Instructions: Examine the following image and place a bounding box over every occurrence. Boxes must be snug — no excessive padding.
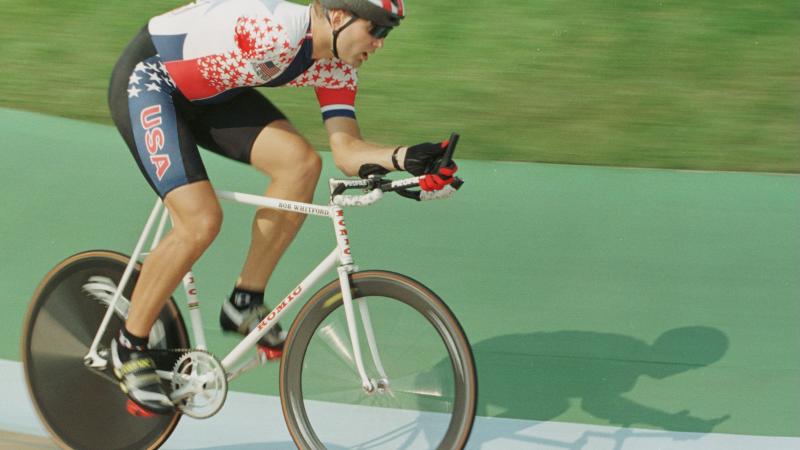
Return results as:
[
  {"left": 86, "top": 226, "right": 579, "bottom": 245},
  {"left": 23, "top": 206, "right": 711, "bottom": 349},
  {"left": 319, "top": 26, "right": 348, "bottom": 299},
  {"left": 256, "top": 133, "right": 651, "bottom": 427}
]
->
[{"left": 1, "top": 0, "right": 798, "bottom": 172}]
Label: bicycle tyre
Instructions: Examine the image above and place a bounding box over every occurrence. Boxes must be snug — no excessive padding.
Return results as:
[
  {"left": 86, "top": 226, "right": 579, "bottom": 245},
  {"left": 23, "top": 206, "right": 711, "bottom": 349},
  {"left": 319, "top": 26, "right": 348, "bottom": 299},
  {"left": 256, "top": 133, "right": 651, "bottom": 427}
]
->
[
  {"left": 280, "top": 270, "right": 477, "bottom": 449},
  {"left": 21, "top": 250, "right": 190, "bottom": 450}
]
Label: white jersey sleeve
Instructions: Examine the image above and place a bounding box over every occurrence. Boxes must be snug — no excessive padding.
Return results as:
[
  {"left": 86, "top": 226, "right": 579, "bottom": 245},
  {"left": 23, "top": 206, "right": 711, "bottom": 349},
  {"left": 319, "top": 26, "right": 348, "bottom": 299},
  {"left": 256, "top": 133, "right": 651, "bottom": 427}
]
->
[{"left": 147, "top": 0, "right": 359, "bottom": 119}]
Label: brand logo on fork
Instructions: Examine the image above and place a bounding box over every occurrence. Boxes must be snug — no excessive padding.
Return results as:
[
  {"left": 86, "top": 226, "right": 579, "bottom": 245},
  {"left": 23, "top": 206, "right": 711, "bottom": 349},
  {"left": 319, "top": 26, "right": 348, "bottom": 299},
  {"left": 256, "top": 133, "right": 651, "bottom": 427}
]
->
[{"left": 335, "top": 209, "right": 351, "bottom": 255}]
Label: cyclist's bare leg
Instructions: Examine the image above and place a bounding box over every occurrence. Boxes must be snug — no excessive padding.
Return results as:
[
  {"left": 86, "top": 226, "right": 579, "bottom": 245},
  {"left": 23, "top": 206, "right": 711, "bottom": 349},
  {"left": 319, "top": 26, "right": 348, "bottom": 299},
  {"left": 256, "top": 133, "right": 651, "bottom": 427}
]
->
[
  {"left": 236, "top": 120, "right": 322, "bottom": 291},
  {"left": 125, "top": 181, "right": 223, "bottom": 336}
]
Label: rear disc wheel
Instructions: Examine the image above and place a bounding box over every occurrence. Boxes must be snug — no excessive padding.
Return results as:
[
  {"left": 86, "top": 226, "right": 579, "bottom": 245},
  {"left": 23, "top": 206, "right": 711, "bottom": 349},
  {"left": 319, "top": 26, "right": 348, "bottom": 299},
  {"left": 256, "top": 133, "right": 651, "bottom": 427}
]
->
[{"left": 21, "top": 250, "right": 189, "bottom": 450}]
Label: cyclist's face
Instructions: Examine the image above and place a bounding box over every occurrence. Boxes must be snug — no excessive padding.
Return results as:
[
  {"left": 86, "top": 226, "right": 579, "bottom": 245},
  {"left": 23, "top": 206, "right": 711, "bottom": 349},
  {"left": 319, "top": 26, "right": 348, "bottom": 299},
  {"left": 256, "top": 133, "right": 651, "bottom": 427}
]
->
[{"left": 337, "top": 17, "right": 385, "bottom": 68}]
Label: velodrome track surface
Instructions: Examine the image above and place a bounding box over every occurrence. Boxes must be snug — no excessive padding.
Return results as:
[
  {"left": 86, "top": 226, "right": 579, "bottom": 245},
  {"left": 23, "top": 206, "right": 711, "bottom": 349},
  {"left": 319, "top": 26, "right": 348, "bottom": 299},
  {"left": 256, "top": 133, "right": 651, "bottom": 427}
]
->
[
  {"left": 2, "top": 360, "right": 799, "bottom": 450},
  {"left": 1, "top": 108, "right": 798, "bottom": 448}
]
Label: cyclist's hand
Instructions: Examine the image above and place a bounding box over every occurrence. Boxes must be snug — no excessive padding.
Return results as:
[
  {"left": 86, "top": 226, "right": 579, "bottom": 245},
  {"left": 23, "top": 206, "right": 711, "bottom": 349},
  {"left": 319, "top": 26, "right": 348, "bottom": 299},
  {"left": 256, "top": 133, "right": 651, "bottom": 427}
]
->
[
  {"left": 404, "top": 140, "right": 450, "bottom": 176},
  {"left": 420, "top": 164, "right": 458, "bottom": 191}
]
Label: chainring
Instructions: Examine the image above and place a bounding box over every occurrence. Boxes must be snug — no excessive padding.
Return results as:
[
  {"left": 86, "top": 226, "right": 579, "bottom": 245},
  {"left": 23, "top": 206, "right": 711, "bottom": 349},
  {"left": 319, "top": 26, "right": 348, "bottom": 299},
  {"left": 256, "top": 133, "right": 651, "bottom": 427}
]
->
[{"left": 170, "top": 349, "right": 228, "bottom": 419}]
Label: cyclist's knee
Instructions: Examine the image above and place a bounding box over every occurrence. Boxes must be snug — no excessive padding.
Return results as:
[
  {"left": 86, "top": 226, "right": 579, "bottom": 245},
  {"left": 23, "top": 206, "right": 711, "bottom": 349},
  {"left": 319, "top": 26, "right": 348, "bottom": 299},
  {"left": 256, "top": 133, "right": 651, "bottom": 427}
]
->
[
  {"left": 163, "top": 181, "right": 222, "bottom": 250},
  {"left": 282, "top": 147, "right": 322, "bottom": 182},
  {"left": 270, "top": 152, "right": 322, "bottom": 187},
  {"left": 174, "top": 207, "right": 222, "bottom": 251},
  {"left": 295, "top": 150, "right": 322, "bottom": 181},
  {"left": 252, "top": 137, "right": 321, "bottom": 183}
]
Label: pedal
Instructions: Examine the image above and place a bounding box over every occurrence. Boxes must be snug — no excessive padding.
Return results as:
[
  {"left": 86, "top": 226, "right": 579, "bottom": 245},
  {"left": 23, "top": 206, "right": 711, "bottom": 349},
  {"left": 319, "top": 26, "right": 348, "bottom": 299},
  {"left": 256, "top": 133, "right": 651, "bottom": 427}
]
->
[
  {"left": 257, "top": 344, "right": 283, "bottom": 362},
  {"left": 126, "top": 399, "right": 157, "bottom": 418}
]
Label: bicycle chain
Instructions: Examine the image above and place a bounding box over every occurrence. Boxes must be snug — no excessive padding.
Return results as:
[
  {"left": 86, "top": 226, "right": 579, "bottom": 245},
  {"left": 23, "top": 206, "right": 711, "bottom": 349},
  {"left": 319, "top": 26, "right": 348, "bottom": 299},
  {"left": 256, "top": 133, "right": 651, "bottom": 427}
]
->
[
  {"left": 152, "top": 347, "right": 207, "bottom": 371},
  {"left": 167, "top": 347, "right": 221, "bottom": 372}
]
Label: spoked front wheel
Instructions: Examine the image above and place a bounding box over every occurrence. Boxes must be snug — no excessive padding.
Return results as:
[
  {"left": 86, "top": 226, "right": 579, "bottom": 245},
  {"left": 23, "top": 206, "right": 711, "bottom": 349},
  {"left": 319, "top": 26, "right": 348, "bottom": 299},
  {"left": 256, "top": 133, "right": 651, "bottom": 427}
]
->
[
  {"left": 280, "top": 271, "right": 477, "bottom": 450},
  {"left": 21, "top": 250, "right": 189, "bottom": 450}
]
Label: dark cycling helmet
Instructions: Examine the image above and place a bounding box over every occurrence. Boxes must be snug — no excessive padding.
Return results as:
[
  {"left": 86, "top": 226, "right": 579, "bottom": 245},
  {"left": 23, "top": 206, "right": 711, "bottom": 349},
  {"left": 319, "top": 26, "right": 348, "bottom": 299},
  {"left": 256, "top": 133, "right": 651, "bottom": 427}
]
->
[{"left": 320, "top": 0, "right": 405, "bottom": 27}]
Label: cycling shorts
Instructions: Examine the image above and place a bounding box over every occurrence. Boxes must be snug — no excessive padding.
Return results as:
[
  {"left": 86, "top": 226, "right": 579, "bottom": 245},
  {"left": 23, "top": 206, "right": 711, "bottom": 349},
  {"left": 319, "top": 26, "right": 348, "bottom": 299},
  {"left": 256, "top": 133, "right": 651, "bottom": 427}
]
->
[{"left": 108, "top": 27, "right": 287, "bottom": 198}]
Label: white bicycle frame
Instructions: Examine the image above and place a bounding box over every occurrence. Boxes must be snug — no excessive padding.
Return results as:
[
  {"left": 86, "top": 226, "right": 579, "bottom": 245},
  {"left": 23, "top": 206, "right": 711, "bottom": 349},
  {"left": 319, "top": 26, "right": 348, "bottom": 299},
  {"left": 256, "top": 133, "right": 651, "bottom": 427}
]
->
[{"left": 83, "top": 179, "right": 398, "bottom": 393}]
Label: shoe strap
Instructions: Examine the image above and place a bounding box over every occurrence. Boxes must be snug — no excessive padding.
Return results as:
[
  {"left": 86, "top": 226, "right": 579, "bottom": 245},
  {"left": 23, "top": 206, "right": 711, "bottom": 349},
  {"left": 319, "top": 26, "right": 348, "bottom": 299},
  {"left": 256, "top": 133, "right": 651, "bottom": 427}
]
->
[{"left": 118, "top": 356, "right": 157, "bottom": 377}]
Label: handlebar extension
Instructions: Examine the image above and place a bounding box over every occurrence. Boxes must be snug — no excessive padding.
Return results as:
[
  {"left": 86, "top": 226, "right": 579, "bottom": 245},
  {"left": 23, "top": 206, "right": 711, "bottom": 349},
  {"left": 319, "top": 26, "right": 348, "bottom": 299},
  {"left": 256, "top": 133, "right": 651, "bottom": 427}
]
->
[{"left": 330, "top": 131, "right": 464, "bottom": 205}]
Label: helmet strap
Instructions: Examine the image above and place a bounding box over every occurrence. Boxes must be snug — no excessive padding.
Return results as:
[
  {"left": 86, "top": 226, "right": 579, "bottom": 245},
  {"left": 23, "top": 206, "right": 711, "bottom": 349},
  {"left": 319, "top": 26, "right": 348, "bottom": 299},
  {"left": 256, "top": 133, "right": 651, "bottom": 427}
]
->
[{"left": 327, "top": 11, "right": 359, "bottom": 59}]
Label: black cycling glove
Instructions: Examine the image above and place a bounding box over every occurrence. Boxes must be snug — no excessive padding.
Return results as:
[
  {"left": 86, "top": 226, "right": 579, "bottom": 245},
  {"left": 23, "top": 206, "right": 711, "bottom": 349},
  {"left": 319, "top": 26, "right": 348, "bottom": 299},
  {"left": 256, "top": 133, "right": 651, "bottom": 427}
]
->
[
  {"left": 403, "top": 141, "right": 448, "bottom": 176},
  {"left": 357, "top": 163, "right": 389, "bottom": 179}
]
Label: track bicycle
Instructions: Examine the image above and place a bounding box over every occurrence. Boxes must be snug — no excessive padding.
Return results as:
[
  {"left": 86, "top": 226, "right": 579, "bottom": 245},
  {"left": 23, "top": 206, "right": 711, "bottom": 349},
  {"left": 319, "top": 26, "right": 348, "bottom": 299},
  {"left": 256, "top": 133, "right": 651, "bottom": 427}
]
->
[{"left": 21, "top": 134, "right": 477, "bottom": 450}]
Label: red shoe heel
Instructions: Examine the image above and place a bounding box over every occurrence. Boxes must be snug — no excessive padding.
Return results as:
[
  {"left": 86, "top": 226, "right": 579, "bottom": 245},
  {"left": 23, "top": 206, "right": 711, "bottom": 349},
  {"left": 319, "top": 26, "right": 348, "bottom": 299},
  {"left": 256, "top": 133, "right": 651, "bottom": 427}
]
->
[{"left": 126, "top": 399, "right": 158, "bottom": 418}]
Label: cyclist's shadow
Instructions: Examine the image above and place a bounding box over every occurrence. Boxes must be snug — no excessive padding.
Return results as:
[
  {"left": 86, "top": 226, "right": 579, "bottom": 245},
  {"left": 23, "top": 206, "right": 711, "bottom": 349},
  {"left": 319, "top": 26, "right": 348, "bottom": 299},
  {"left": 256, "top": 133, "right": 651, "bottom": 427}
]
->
[{"left": 418, "top": 326, "right": 731, "bottom": 448}]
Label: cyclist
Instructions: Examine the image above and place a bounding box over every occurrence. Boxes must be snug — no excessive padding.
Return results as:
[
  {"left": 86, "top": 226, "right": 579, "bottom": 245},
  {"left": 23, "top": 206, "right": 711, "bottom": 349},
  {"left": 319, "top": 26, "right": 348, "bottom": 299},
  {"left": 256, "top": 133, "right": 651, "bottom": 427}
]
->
[{"left": 108, "top": 0, "right": 458, "bottom": 415}]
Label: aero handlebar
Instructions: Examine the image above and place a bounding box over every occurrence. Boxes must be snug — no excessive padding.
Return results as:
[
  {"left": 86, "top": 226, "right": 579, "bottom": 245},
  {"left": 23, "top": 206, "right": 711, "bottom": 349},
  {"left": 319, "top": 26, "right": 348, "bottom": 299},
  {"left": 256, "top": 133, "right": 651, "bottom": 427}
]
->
[{"left": 330, "top": 132, "right": 464, "bottom": 206}]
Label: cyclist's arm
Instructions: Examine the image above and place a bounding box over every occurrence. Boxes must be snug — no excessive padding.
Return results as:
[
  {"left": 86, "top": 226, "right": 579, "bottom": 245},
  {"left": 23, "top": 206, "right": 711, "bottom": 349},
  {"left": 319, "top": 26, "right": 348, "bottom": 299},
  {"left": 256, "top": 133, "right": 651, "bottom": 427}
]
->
[{"left": 324, "top": 116, "right": 407, "bottom": 177}]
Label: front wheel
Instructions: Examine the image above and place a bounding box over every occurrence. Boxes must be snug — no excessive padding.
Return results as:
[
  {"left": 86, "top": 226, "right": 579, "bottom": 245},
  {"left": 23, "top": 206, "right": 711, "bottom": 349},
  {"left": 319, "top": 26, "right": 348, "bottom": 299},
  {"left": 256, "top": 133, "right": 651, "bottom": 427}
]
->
[{"left": 280, "top": 271, "right": 477, "bottom": 449}]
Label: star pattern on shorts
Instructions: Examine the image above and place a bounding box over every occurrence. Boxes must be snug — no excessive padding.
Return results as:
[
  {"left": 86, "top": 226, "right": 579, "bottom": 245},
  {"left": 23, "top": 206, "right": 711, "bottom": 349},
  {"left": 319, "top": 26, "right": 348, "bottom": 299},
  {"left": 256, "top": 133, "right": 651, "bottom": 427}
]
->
[
  {"left": 128, "top": 72, "right": 142, "bottom": 85},
  {"left": 127, "top": 55, "right": 175, "bottom": 98}
]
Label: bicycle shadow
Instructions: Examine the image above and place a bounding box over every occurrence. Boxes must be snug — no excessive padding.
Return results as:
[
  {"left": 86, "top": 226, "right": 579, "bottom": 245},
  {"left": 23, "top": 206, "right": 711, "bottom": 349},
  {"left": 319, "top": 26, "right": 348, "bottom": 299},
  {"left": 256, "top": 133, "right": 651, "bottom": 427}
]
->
[
  {"left": 459, "top": 326, "right": 731, "bottom": 448},
  {"left": 390, "top": 326, "right": 729, "bottom": 449},
  {"left": 175, "top": 327, "right": 730, "bottom": 450}
]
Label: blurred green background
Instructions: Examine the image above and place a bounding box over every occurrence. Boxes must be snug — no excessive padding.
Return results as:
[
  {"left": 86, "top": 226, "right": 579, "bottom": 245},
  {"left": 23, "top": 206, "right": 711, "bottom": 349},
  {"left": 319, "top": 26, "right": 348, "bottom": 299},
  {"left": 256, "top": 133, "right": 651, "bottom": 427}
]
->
[{"left": 1, "top": 0, "right": 798, "bottom": 172}]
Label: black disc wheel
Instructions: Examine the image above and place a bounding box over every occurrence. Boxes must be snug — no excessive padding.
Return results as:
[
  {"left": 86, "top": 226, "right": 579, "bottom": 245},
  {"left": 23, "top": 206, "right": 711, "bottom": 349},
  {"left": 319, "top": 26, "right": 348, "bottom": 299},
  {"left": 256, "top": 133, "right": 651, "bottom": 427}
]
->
[
  {"left": 280, "top": 271, "right": 477, "bottom": 450},
  {"left": 21, "top": 250, "right": 190, "bottom": 450}
]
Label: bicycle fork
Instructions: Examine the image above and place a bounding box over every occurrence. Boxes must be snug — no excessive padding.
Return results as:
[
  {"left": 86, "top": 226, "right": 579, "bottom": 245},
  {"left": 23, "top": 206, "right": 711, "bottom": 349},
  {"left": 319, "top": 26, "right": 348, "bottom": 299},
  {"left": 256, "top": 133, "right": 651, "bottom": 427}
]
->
[
  {"left": 331, "top": 205, "right": 389, "bottom": 393},
  {"left": 336, "top": 266, "right": 389, "bottom": 393}
]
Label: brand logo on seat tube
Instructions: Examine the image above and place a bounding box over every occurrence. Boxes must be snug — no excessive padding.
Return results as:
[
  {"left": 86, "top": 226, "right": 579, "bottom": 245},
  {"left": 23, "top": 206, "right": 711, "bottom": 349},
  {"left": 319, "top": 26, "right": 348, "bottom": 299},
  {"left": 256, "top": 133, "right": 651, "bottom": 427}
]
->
[
  {"left": 140, "top": 105, "right": 171, "bottom": 180},
  {"left": 184, "top": 275, "right": 198, "bottom": 296}
]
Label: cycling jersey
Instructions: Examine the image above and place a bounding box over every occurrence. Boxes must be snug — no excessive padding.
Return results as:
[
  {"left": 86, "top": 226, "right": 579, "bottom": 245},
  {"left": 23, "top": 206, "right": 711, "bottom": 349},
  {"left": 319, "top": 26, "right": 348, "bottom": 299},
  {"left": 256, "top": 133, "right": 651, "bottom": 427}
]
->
[
  {"left": 109, "top": 0, "right": 365, "bottom": 198},
  {"left": 148, "top": 0, "right": 357, "bottom": 120}
]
